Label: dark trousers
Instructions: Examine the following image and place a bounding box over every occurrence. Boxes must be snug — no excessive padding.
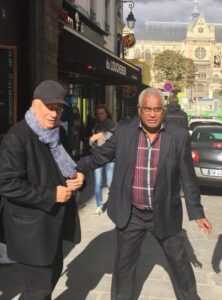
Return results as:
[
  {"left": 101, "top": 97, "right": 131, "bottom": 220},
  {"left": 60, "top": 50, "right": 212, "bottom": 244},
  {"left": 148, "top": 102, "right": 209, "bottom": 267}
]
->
[
  {"left": 111, "top": 206, "right": 200, "bottom": 300},
  {"left": 17, "top": 247, "right": 63, "bottom": 300}
]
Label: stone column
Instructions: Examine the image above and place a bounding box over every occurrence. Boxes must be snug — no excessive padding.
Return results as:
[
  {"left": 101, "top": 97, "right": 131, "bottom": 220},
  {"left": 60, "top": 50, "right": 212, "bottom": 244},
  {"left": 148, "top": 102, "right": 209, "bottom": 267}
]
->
[{"left": 29, "top": 0, "right": 63, "bottom": 89}]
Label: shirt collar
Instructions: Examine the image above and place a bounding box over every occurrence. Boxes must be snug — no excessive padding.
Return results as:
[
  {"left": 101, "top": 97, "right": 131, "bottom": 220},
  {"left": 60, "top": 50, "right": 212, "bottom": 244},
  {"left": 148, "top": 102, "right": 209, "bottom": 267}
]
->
[{"left": 139, "top": 121, "right": 165, "bottom": 133}]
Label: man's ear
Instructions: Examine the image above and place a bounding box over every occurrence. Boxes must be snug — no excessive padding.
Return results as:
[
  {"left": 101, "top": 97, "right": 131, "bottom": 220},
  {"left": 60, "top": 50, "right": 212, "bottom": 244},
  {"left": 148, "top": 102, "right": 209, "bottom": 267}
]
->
[
  {"left": 31, "top": 99, "right": 42, "bottom": 114},
  {"left": 31, "top": 99, "right": 36, "bottom": 110}
]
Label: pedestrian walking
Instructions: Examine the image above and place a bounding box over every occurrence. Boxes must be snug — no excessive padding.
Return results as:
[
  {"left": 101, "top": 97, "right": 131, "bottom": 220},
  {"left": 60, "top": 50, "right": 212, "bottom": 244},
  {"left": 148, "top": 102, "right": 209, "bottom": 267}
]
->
[
  {"left": 61, "top": 104, "right": 85, "bottom": 160},
  {"left": 0, "top": 80, "right": 84, "bottom": 300},
  {"left": 89, "top": 104, "right": 115, "bottom": 215},
  {"left": 165, "top": 98, "right": 188, "bottom": 130},
  {"left": 77, "top": 87, "right": 212, "bottom": 300}
]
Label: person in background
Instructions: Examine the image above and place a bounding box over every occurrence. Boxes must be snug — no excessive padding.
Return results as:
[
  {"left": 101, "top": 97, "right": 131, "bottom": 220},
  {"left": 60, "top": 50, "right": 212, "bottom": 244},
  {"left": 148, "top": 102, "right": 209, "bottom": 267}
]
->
[
  {"left": 90, "top": 104, "right": 115, "bottom": 215},
  {"left": 165, "top": 94, "right": 188, "bottom": 130},
  {"left": 61, "top": 104, "right": 84, "bottom": 160},
  {"left": 77, "top": 88, "right": 212, "bottom": 300},
  {"left": 0, "top": 80, "right": 84, "bottom": 300},
  {"left": 165, "top": 94, "right": 189, "bottom": 198}
]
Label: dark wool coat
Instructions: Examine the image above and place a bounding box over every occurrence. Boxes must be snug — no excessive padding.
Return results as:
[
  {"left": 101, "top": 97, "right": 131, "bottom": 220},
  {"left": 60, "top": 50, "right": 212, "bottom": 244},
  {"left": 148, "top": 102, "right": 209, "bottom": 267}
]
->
[{"left": 0, "top": 120, "right": 80, "bottom": 266}]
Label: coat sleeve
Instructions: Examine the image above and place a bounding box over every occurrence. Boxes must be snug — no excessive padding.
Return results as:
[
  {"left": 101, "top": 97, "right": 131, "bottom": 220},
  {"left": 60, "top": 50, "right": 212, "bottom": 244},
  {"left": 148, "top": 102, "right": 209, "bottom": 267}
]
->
[
  {"left": 0, "top": 133, "right": 56, "bottom": 212},
  {"left": 77, "top": 125, "right": 117, "bottom": 174},
  {"left": 180, "top": 132, "right": 205, "bottom": 220}
]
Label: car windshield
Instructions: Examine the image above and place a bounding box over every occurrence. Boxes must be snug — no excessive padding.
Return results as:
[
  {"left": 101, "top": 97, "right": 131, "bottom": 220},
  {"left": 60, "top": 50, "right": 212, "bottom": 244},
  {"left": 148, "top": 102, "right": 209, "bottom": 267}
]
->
[{"left": 192, "top": 127, "right": 222, "bottom": 143}]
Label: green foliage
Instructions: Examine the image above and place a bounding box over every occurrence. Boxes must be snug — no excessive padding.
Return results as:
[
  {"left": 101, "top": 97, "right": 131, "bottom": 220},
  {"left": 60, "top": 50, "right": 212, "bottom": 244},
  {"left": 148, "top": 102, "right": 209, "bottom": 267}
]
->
[
  {"left": 201, "top": 111, "right": 212, "bottom": 118},
  {"left": 154, "top": 50, "right": 195, "bottom": 91}
]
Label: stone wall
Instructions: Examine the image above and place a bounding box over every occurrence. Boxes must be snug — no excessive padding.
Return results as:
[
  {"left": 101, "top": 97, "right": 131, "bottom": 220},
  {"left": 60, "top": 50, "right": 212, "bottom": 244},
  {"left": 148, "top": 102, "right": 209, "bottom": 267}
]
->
[{"left": 29, "top": 0, "right": 63, "bottom": 89}]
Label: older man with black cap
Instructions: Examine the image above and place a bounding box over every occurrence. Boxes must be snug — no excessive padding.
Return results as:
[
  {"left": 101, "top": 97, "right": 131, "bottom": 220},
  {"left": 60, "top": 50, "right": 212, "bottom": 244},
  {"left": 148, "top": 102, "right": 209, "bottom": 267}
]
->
[{"left": 0, "top": 80, "right": 84, "bottom": 300}]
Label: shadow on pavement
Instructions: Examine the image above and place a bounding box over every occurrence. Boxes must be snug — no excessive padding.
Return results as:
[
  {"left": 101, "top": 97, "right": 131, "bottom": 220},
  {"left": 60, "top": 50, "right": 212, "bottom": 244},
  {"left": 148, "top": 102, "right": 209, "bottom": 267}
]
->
[
  {"left": 182, "top": 229, "right": 202, "bottom": 268},
  {"left": 212, "top": 234, "right": 222, "bottom": 274},
  {"left": 55, "top": 228, "right": 201, "bottom": 300},
  {"left": 56, "top": 229, "right": 116, "bottom": 300}
]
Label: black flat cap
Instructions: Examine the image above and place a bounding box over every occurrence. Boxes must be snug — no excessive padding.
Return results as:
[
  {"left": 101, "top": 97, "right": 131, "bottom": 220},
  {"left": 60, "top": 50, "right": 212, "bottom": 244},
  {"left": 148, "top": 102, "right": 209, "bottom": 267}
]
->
[{"left": 33, "top": 80, "right": 67, "bottom": 104}]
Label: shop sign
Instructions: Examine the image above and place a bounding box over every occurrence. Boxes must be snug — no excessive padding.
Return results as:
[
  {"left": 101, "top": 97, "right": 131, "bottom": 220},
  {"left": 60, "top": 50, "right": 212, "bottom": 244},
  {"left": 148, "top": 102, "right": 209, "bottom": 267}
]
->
[
  {"left": 58, "top": 9, "right": 73, "bottom": 28},
  {"left": 106, "top": 59, "right": 127, "bottom": 76},
  {"left": 122, "top": 33, "right": 136, "bottom": 48}
]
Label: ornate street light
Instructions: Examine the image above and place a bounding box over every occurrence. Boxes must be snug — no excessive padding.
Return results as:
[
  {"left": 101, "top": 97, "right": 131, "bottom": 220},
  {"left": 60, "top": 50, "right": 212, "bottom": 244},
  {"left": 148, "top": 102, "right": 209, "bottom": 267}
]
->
[{"left": 121, "top": 1, "right": 136, "bottom": 29}]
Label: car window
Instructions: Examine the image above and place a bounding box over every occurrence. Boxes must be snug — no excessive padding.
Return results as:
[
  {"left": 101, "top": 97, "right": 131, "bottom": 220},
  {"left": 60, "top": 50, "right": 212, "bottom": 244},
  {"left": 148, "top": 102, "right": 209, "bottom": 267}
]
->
[
  {"left": 211, "top": 132, "right": 222, "bottom": 140},
  {"left": 192, "top": 129, "right": 222, "bottom": 142},
  {"left": 190, "top": 122, "right": 202, "bottom": 131},
  {"left": 189, "top": 121, "right": 222, "bottom": 131}
]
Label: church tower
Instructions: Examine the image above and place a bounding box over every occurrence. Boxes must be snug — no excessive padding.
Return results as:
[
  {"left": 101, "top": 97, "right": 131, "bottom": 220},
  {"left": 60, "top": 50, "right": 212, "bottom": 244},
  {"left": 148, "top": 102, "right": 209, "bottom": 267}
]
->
[{"left": 192, "top": 0, "right": 200, "bottom": 20}]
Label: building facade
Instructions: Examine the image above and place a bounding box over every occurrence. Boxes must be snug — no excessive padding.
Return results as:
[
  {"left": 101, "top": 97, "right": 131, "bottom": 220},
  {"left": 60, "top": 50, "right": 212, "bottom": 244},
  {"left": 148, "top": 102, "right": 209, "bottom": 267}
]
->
[
  {"left": 126, "top": 0, "right": 222, "bottom": 103},
  {"left": 0, "top": 0, "right": 141, "bottom": 138}
]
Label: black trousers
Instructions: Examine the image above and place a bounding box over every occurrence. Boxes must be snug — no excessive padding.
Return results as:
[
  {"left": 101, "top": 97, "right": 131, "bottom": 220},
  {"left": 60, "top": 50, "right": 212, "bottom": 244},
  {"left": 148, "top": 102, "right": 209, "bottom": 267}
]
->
[
  {"left": 111, "top": 206, "right": 200, "bottom": 300},
  {"left": 17, "top": 246, "right": 63, "bottom": 300}
]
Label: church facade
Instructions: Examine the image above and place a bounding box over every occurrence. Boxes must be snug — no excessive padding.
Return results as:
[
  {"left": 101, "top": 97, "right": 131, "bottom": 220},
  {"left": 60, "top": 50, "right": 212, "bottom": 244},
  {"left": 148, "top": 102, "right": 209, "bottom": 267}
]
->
[{"left": 126, "top": 1, "right": 222, "bottom": 102}]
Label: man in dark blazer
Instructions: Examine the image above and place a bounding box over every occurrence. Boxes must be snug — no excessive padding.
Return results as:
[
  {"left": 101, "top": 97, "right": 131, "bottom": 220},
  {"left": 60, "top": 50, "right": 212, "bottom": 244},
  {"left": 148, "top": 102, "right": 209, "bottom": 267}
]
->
[
  {"left": 0, "top": 80, "right": 84, "bottom": 300},
  {"left": 77, "top": 88, "right": 212, "bottom": 300}
]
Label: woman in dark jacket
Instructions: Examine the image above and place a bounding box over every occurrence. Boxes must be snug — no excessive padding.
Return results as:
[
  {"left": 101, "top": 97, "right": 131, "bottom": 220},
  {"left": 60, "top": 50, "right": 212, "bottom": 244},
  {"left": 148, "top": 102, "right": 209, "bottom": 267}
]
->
[{"left": 89, "top": 104, "right": 115, "bottom": 214}]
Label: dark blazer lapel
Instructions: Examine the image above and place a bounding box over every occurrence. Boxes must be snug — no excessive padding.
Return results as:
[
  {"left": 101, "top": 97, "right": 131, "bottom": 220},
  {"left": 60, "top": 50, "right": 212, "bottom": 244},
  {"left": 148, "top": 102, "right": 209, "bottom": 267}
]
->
[
  {"left": 156, "top": 130, "right": 171, "bottom": 184},
  {"left": 127, "top": 118, "right": 140, "bottom": 168},
  {"left": 27, "top": 124, "right": 65, "bottom": 184}
]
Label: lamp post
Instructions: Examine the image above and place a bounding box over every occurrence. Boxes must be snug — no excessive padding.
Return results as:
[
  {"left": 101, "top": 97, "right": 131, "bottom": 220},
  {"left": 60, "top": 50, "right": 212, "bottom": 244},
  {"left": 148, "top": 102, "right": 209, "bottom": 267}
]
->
[
  {"left": 120, "top": 1, "right": 136, "bottom": 59},
  {"left": 121, "top": 0, "right": 136, "bottom": 30}
]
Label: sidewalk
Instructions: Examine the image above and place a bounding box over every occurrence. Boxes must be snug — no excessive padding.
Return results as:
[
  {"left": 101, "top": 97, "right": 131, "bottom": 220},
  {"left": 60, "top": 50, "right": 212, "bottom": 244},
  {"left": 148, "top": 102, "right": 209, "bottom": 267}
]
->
[
  {"left": 52, "top": 190, "right": 222, "bottom": 300},
  {"left": 0, "top": 189, "right": 222, "bottom": 300}
]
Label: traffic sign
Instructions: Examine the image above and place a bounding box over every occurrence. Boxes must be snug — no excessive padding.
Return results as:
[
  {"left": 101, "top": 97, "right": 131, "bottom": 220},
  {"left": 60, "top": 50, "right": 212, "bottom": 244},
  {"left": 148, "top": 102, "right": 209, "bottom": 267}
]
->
[{"left": 163, "top": 81, "right": 173, "bottom": 92}]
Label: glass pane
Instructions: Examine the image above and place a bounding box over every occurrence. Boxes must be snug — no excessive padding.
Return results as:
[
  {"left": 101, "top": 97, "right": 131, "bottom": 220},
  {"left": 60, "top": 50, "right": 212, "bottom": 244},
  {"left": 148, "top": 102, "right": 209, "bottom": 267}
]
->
[{"left": 0, "top": 48, "right": 16, "bottom": 135}]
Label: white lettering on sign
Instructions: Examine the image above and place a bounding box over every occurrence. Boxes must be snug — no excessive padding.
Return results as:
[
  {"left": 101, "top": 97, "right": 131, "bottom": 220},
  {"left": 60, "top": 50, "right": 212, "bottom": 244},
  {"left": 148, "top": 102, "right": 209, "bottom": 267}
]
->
[{"left": 106, "top": 59, "right": 127, "bottom": 76}]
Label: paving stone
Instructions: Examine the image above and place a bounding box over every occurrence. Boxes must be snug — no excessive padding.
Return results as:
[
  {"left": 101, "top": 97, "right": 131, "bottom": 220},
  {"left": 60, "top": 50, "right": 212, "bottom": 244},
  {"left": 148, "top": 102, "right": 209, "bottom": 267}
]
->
[{"left": 1, "top": 191, "right": 222, "bottom": 300}]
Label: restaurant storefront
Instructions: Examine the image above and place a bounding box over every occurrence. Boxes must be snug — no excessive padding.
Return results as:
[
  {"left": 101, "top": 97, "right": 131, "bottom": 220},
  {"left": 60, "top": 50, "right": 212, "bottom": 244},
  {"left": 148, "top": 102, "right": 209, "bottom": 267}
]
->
[
  {"left": 0, "top": 0, "right": 142, "bottom": 139},
  {"left": 59, "top": 25, "right": 142, "bottom": 123},
  {"left": 0, "top": 0, "right": 30, "bottom": 138}
]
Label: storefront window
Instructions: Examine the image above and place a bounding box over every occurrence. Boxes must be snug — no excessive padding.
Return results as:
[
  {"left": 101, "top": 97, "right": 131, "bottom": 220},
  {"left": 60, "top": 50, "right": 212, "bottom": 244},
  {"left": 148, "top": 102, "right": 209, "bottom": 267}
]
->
[{"left": 0, "top": 46, "right": 17, "bottom": 137}]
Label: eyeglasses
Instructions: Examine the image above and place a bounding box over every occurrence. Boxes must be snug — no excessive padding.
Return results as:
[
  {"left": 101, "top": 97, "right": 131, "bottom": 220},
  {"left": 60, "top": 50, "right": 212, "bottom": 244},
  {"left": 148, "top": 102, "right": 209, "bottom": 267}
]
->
[
  {"left": 140, "top": 106, "right": 163, "bottom": 114},
  {"left": 46, "top": 104, "right": 63, "bottom": 113}
]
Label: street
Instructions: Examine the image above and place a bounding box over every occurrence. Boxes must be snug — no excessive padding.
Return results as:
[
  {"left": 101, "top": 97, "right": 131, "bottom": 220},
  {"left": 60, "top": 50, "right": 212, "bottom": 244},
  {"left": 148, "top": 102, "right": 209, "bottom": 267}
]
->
[{"left": 0, "top": 187, "right": 222, "bottom": 300}]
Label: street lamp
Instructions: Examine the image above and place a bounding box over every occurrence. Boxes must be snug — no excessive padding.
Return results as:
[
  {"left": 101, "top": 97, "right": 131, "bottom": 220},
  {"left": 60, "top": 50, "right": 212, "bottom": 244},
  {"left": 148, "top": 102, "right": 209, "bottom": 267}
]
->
[{"left": 121, "top": 0, "right": 136, "bottom": 29}]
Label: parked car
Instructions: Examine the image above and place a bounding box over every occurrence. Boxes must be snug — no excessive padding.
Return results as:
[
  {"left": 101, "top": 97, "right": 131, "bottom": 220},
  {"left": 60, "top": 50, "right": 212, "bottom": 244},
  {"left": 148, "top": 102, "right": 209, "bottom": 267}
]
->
[
  {"left": 189, "top": 118, "right": 222, "bottom": 135},
  {"left": 191, "top": 125, "right": 222, "bottom": 187}
]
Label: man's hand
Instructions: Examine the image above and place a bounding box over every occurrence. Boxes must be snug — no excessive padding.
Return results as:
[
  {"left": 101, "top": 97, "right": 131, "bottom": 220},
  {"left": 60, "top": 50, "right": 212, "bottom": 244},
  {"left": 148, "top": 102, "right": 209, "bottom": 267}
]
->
[
  {"left": 65, "top": 172, "right": 85, "bottom": 192},
  {"left": 56, "top": 186, "right": 72, "bottom": 203},
  {"left": 195, "top": 218, "right": 212, "bottom": 234},
  {"left": 90, "top": 132, "right": 105, "bottom": 144}
]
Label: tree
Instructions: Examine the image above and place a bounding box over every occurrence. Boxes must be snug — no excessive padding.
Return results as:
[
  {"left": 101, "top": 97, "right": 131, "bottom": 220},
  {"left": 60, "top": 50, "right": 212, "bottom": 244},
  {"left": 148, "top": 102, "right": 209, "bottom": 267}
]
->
[
  {"left": 127, "top": 58, "right": 151, "bottom": 86},
  {"left": 153, "top": 50, "right": 195, "bottom": 91}
]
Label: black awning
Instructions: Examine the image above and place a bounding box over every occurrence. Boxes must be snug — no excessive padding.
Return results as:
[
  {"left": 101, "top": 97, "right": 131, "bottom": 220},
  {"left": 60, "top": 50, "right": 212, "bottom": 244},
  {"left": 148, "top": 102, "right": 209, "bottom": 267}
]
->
[{"left": 59, "top": 26, "right": 141, "bottom": 85}]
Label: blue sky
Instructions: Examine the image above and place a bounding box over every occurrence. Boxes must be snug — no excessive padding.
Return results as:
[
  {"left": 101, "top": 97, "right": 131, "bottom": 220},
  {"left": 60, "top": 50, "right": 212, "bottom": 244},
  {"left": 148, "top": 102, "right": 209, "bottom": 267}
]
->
[{"left": 123, "top": 0, "right": 222, "bottom": 34}]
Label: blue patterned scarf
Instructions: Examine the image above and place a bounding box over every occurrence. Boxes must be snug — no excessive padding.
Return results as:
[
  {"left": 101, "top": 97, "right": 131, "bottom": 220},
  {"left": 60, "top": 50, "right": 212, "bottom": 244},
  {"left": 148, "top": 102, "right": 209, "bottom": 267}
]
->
[{"left": 25, "top": 109, "right": 76, "bottom": 178}]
